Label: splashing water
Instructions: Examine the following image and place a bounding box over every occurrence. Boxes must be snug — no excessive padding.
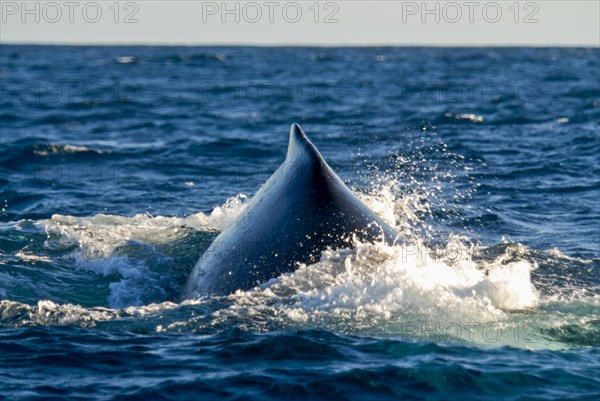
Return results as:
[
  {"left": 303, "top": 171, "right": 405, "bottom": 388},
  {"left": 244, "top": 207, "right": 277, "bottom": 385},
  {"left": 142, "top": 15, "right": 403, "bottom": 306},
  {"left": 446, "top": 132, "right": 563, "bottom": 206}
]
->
[{"left": 1, "top": 175, "right": 596, "bottom": 350}]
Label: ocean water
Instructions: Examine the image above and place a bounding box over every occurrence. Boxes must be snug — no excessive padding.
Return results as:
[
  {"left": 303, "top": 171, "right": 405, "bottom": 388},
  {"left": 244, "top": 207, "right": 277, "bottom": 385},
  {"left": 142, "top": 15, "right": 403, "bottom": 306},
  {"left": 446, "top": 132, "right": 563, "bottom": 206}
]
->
[{"left": 0, "top": 46, "right": 599, "bottom": 400}]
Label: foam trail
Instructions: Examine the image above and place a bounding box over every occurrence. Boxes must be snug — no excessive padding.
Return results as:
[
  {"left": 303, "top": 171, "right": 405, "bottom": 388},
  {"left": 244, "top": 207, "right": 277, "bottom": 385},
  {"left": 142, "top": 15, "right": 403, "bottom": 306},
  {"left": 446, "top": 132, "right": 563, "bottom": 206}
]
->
[
  {"left": 1, "top": 179, "right": 596, "bottom": 350},
  {"left": 24, "top": 194, "right": 250, "bottom": 308}
]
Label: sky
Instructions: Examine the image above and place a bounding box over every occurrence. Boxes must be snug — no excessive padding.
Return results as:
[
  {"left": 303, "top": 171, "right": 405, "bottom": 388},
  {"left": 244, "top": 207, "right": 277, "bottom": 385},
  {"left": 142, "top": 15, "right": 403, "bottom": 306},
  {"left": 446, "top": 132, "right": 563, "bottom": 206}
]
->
[{"left": 0, "top": 1, "right": 599, "bottom": 46}]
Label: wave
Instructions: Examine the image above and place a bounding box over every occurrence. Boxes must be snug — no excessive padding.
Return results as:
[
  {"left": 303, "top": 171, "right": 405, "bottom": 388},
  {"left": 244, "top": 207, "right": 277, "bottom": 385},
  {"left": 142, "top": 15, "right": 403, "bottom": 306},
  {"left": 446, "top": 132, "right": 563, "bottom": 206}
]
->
[{"left": 1, "top": 185, "right": 597, "bottom": 349}]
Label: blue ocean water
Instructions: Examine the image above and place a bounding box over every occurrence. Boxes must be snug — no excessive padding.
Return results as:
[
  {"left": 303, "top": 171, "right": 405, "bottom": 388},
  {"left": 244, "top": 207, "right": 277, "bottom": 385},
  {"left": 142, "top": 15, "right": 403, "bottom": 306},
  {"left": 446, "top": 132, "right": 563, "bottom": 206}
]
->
[{"left": 0, "top": 46, "right": 599, "bottom": 400}]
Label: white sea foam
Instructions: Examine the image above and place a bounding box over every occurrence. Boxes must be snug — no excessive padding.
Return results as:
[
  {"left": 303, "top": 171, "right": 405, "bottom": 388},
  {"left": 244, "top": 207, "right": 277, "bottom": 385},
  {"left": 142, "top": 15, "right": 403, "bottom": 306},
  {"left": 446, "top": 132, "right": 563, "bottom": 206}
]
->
[
  {"left": 32, "top": 184, "right": 538, "bottom": 315},
  {"left": 221, "top": 236, "right": 540, "bottom": 345},
  {"left": 32, "top": 194, "right": 249, "bottom": 308},
  {"left": 36, "top": 192, "right": 248, "bottom": 245},
  {"left": 33, "top": 144, "right": 109, "bottom": 156},
  {"left": 116, "top": 56, "right": 136, "bottom": 64},
  {"left": 5, "top": 182, "right": 594, "bottom": 349}
]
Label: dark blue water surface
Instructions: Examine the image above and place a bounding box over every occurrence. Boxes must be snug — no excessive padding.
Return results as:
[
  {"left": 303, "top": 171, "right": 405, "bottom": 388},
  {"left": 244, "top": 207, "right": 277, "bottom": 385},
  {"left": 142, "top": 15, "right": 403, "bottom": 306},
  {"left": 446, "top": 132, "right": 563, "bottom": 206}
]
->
[{"left": 1, "top": 46, "right": 599, "bottom": 400}]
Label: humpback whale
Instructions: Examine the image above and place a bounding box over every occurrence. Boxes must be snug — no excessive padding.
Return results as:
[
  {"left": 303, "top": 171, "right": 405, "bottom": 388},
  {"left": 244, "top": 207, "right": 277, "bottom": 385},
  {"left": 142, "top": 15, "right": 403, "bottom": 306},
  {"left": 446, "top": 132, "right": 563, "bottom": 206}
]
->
[{"left": 182, "top": 123, "right": 399, "bottom": 298}]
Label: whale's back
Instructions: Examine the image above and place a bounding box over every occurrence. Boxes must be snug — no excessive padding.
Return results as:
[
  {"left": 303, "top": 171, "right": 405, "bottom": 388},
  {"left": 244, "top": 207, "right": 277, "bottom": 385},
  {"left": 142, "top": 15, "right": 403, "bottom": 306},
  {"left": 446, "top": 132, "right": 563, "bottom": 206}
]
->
[{"left": 182, "top": 124, "right": 399, "bottom": 298}]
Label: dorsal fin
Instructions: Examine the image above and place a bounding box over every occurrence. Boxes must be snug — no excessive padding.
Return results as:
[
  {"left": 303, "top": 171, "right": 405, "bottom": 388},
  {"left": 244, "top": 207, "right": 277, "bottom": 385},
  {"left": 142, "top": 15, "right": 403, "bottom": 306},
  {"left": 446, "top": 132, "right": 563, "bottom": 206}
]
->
[
  {"left": 182, "top": 123, "right": 402, "bottom": 297},
  {"left": 286, "top": 123, "right": 323, "bottom": 164},
  {"left": 285, "top": 123, "right": 349, "bottom": 189}
]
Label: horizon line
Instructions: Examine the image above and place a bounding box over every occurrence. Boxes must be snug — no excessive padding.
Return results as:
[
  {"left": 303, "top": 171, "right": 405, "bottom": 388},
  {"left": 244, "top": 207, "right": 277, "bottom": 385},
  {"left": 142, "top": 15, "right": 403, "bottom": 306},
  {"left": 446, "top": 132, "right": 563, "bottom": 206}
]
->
[{"left": 2, "top": 41, "right": 599, "bottom": 48}]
